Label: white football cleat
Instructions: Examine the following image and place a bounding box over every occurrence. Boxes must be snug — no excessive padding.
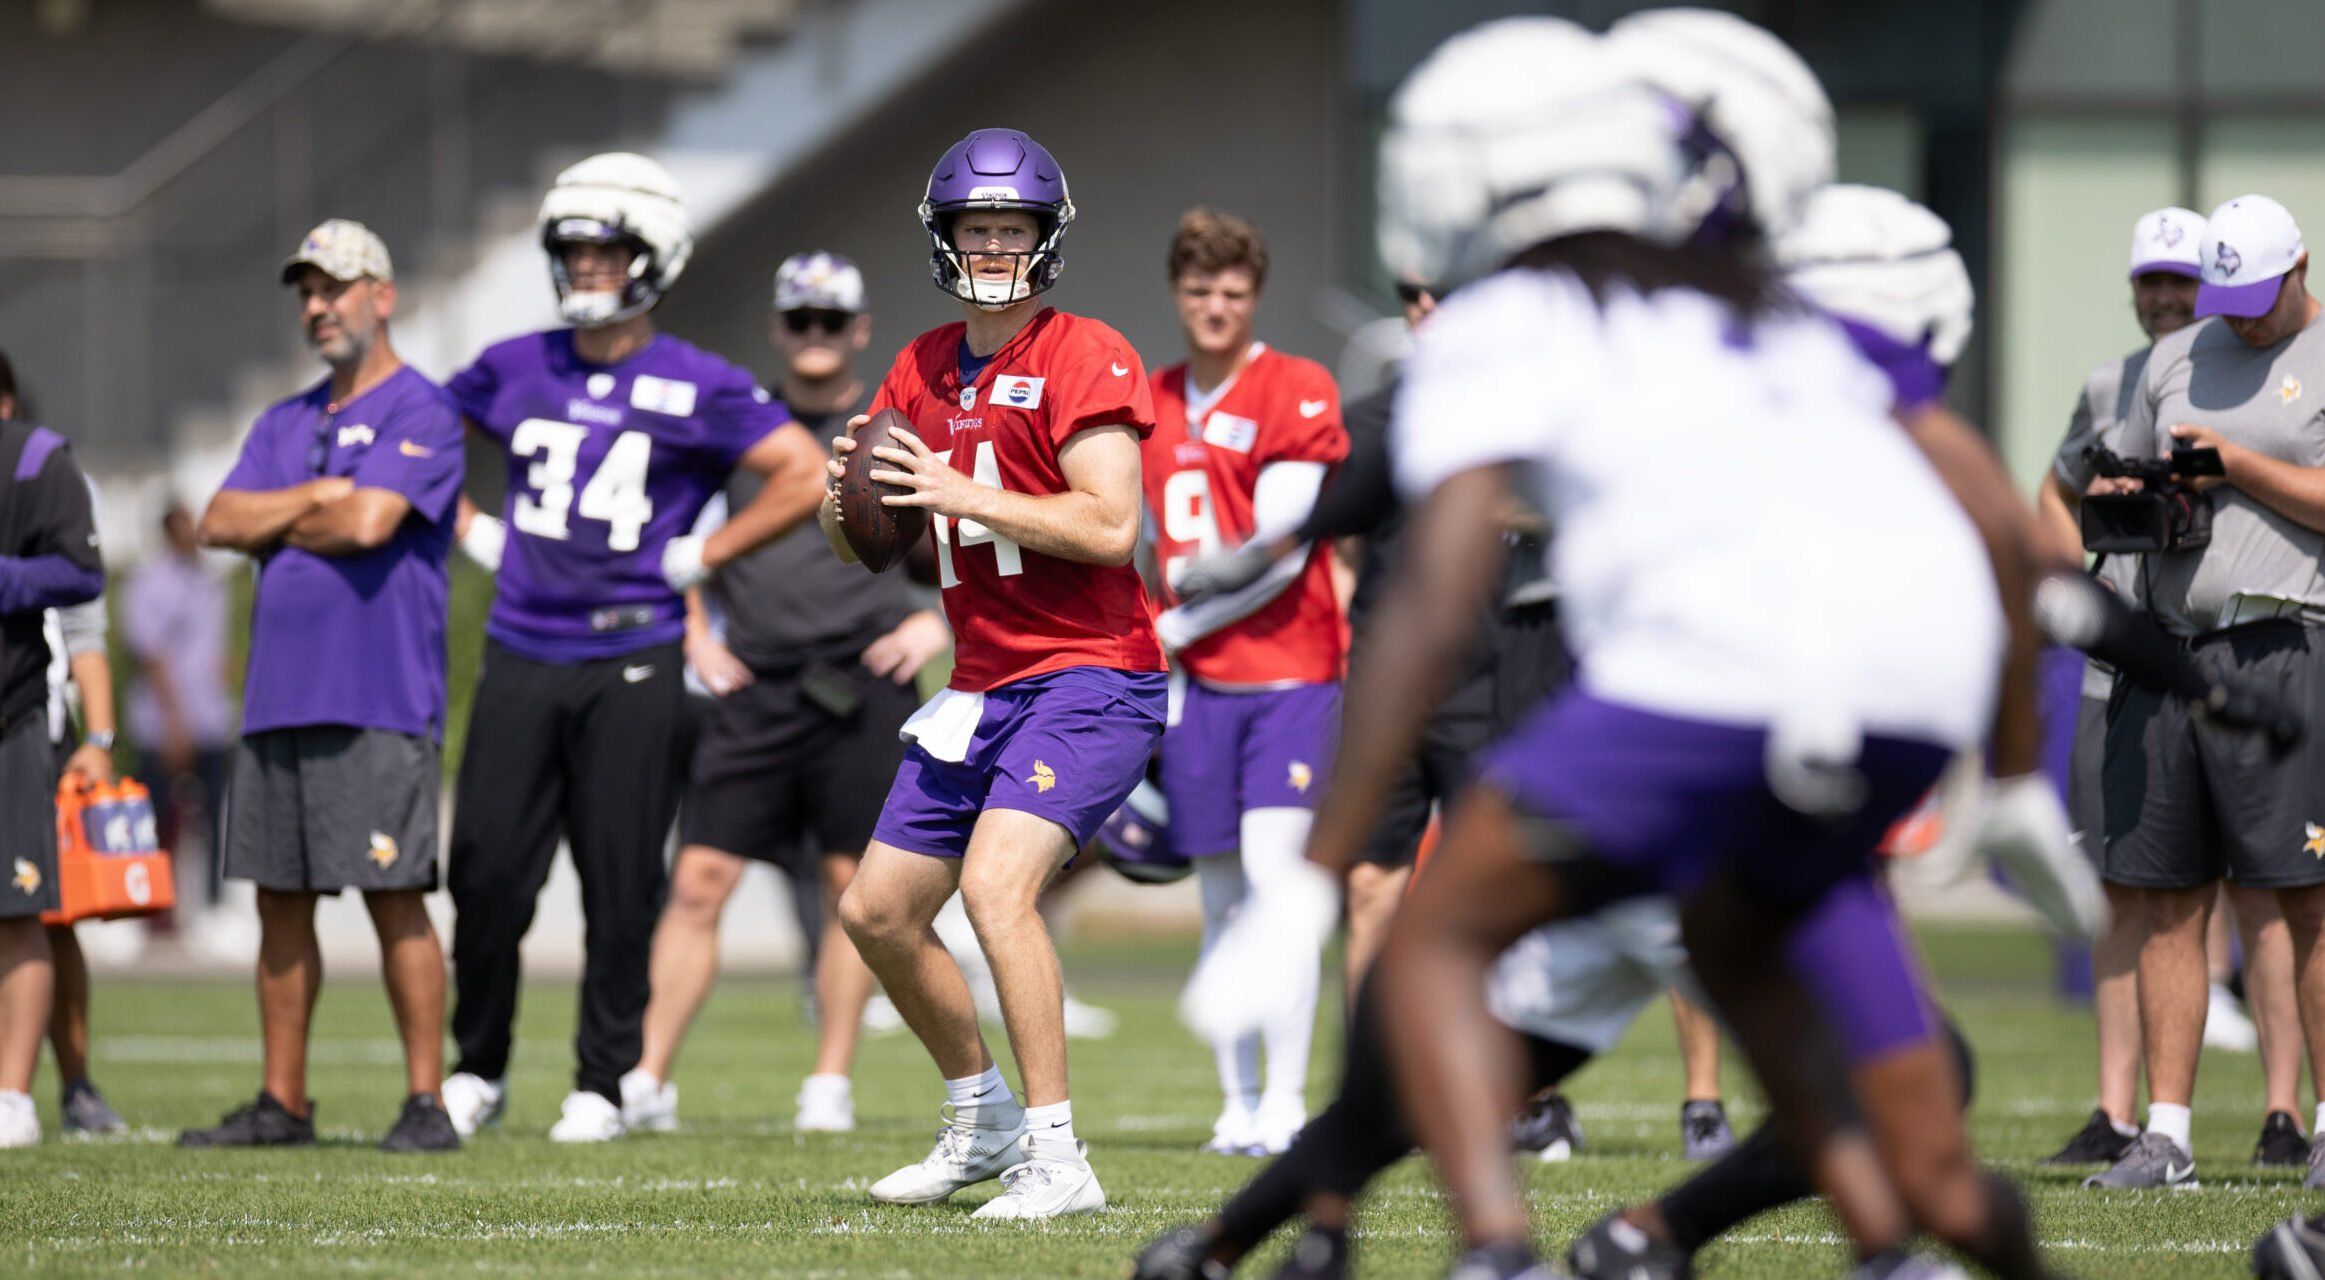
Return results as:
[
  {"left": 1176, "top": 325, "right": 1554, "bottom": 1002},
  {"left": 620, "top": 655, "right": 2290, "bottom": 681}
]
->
[
  {"left": 620, "top": 1069, "right": 677, "bottom": 1132},
  {"left": 793, "top": 1073, "right": 855, "bottom": 1133},
  {"left": 1202, "top": 1103, "right": 1260, "bottom": 1156},
  {"left": 439, "top": 1072, "right": 505, "bottom": 1138},
  {"left": 1252, "top": 1096, "right": 1307, "bottom": 1156},
  {"left": 1061, "top": 992, "right": 1119, "bottom": 1040},
  {"left": 548, "top": 1090, "right": 626, "bottom": 1143},
  {"left": 0, "top": 1091, "right": 40, "bottom": 1148},
  {"left": 1977, "top": 774, "right": 2108, "bottom": 939},
  {"left": 1181, "top": 861, "right": 1340, "bottom": 1044},
  {"left": 869, "top": 1105, "right": 1026, "bottom": 1204},
  {"left": 970, "top": 1136, "right": 1106, "bottom": 1220}
]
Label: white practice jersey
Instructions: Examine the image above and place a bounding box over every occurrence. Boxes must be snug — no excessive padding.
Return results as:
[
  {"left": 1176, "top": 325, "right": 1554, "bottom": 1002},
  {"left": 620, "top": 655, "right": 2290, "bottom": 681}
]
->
[{"left": 1394, "top": 268, "right": 2001, "bottom": 749}]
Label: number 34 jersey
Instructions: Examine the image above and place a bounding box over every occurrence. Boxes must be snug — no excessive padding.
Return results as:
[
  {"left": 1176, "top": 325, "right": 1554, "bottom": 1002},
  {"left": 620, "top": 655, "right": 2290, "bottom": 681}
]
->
[
  {"left": 1146, "top": 345, "right": 1349, "bottom": 686},
  {"left": 870, "top": 307, "right": 1166, "bottom": 693},
  {"left": 450, "top": 330, "right": 789, "bottom": 661}
]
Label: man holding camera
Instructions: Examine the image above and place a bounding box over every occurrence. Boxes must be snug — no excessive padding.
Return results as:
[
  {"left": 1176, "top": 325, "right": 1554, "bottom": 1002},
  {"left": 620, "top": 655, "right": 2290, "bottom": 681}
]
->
[{"left": 2086, "top": 194, "right": 2325, "bottom": 1190}]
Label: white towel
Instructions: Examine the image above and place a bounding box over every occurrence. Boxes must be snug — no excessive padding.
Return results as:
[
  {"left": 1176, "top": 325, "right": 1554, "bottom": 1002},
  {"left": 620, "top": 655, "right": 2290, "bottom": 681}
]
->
[{"left": 899, "top": 687, "right": 987, "bottom": 763}]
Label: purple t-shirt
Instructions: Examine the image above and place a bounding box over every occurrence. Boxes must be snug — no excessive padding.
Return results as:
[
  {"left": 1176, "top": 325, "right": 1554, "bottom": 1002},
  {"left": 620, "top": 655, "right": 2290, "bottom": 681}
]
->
[
  {"left": 221, "top": 366, "right": 463, "bottom": 739},
  {"left": 449, "top": 330, "right": 787, "bottom": 661}
]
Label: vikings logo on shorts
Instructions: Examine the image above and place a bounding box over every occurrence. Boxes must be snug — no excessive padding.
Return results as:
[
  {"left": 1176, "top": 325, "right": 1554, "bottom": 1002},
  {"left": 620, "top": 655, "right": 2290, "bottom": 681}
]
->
[
  {"left": 2305, "top": 822, "right": 2325, "bottom": 858},
  {"left": 12, "top": 858, "right": 40, "bottom": 895},
  {"left": 1029, "top": 760, "right": 1058, "bottom": 794},
  {"left": 368, "top": 831, "right": 401, "bottom": 869},
  {"left": 1288, "top": 761, "right": 1314, "bottom": 794}
]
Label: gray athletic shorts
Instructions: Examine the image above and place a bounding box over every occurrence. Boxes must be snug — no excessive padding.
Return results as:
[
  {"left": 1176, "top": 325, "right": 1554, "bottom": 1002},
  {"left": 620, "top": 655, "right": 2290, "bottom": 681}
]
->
[
  {"left": 0, "top": 717, "right": 60, "bottom": 920},
  {"left": 224, "top": 726, "right": 440, "bottom": 894},
  {"left": 2068, "top": 691, "right": 2106, "bottom": 869},
  {"left": 2102, "top": 619, "right": 2325, "bottom": 890}
]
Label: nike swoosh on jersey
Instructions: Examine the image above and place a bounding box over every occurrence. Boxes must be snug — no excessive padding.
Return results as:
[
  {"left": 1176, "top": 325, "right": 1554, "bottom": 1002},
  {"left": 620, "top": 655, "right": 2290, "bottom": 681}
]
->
[
  {"left": 1110, "top": 363, "right": 1129, "bottom": 377},
  {"left": 1298, "top": 398, "right": 1328, "bottom": 418}
]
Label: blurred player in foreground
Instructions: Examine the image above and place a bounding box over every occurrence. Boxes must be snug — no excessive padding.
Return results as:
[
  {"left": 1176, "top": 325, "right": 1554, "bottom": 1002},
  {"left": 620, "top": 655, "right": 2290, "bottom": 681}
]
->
[
  {"left": 438, "top": 154, "right": 826, "bottom": 1142},
  {"left": 1183, "top": 14, "right": 2066, "bottom": 1279},
  {"left": 1143, "top": 208, "right": 1347, "bottom": 1156},
  {"left": 821, "top": 128, "right": 1164, "bottom": 1219},
  {"left": 0, "top": 353, "right": 106, "bottom": 1148},
  {"left": 622, "top": 252, "right": 947, "bottom": 1134},
  {"left": 186, "top": 221, "right": 462, "bottom": 1152}
]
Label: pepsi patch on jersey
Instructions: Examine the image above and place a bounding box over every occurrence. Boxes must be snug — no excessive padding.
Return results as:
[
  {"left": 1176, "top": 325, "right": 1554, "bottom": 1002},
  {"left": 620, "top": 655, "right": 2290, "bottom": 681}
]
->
[
  {"left": 1203, "top": 412, "right": 1258, "bottom": 453},
  {"left": 992, "top": 375, "right": 1044, "bottom": 410},
  {"left": 630, "top": 374, "right": 698, "bottom": 417}
]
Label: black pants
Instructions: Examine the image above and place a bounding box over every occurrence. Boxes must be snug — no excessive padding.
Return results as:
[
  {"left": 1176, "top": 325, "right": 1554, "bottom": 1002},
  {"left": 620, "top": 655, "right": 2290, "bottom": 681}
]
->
[{"left": 449, "top": 641, "right": 687, "bottom": 1101}]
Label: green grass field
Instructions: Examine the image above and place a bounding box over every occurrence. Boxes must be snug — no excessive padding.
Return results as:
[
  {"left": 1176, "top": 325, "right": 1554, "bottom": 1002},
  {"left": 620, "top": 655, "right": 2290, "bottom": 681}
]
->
[{"left": 1, "top": 925, "right": 2310, "bottom": 1277}]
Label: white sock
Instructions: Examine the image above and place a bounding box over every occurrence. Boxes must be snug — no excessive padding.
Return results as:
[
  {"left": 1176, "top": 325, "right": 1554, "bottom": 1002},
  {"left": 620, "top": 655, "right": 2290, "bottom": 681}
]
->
[
  {"left": 2109, "top": 1114, "right": 2140, "bottom": 1139},
  {"left": 1244, "top": 808, "right": 1321, "bottom": 1116},
  {"left": 2146, "top": 1102, "right": 2192, "bottom": 1152},
  {"left": 1194, "top": 855, "right": 1262, "bottom": 1115},
  {"left": 945, "top": 1066, "right": 1013, "bottom": 1123},
  {"left": 1025, "top": 1100, "right": 1078, "bottom": 1156},
  {"left": 802, "top": 1073, "right": 849, "bottom": 1095},
  {"left": 2311, "top": 1102, "right": 2324, "bottom": 1138}
]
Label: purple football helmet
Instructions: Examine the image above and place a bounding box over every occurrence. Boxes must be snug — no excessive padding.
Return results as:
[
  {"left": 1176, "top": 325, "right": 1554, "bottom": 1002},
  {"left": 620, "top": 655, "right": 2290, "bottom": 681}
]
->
[
  {"left": 919, "top": 128, "right": 1075, "bottom": 310},
  {"left": 1094, "top": 779, "right": 1188, "bottom": 885}
]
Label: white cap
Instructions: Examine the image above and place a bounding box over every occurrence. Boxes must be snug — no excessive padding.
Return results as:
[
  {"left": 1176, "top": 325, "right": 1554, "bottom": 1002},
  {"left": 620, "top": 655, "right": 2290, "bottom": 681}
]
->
[
  {"left": 2196, "top": 194, "right": 2305, "bottom": 319},
  {"left": 773, "top": 251, "right": 866, "bottom": 313},
  {"left": 280, "top": 219, "right": 393, "bottom": 285},
  {"left": 2128, "top": 206, "right": 2204, "bottom": 279}
]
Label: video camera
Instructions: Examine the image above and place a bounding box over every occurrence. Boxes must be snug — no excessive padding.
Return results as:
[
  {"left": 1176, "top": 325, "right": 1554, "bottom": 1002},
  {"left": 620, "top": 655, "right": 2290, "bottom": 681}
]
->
[{"left": 2078, "top": 443, "right": 2224, "bottom": 554}]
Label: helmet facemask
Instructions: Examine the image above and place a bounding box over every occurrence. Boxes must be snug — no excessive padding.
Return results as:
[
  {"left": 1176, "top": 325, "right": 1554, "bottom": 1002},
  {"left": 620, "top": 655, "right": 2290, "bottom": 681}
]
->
[
  {"left": 922, "top": 201, "right": 1074, "bottom": 311},
  {"left": 546, "top": 218, "right": 663, "bottom": 327}
]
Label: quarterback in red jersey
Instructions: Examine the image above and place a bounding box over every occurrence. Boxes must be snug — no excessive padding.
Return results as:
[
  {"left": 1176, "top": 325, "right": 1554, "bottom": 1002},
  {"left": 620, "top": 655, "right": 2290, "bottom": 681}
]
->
[
  {"left": 1141, "top": 210, "right": 1347, "bottom": 1156},
  {"left": 817, "top": 128, "right": 1164, "bottom": 1221}
]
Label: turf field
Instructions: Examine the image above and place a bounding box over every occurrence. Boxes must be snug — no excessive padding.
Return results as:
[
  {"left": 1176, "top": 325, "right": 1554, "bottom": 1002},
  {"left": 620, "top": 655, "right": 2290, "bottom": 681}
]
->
[{"left": 1, "top": 924, "right": 2309, "bottom": 1277}]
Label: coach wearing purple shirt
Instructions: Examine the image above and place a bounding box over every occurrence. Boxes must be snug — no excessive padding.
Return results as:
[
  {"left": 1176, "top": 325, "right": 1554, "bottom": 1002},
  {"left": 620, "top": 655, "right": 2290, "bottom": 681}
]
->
[{"left": 185, "top": 220, "right": 461, "bottom": 1154}]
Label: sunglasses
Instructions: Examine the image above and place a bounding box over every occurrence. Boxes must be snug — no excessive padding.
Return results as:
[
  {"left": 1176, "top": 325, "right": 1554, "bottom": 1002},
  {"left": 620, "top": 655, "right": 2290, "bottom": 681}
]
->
[
  {"left": 781, "top": 309, "right": 855, "bottom": 334},
  {"left": 1393, "top": 281, "right": 1438, "bottom": 306}
]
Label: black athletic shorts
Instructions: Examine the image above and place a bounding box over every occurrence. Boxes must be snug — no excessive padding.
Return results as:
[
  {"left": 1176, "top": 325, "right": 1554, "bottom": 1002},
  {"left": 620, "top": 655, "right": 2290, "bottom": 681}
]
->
[
  {"left": 2103, "top": 619, "right": 2325, "bottom": 890},
  {"left": 678, "top": 658, "right": 918, "bottom": 867},
  {"left": 225, "top": 726, "right": 441, "bottom": 894},
  {"left": 2068, "top": 686, "right": 2106, "bottom": 869},
  {"left": 0, "top": 717, "right": 60, "bottom": 920}
]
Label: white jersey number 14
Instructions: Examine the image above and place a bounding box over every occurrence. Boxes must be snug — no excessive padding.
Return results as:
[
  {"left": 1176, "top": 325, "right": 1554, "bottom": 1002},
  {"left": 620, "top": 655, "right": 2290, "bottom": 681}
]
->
[{"left": 933, "top": 439, "right": 1024, "bottom": 587}]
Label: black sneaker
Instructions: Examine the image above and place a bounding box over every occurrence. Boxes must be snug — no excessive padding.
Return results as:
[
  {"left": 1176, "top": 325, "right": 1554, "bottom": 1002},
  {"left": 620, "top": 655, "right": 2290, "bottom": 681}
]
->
[
  {"left": 2040, "top": 1108, "right": 2136, "bottom": 1165},
  {"left": 2255, "top": 1110, "right": 2310, "bottom": 1167},
  {"left": 1510, "top": 1091, "right": 1583, "bottom": 1161},
  {"left": 379, "top": 1093, "right": 460, "bottom": 1153},
  {"left": 1566, "top": 1210, "right": 1693, "bottom": 1280},
  {"left": 60, "top": 1080, "right": 126, "bottom": 1135},
  {"left": 1131, "top": 1224, "right": 1230, "bottom": 1280},
  {"left": 1680, "top": 1100, "right": 1736, "bottom": 1161},
  {"left": 178, "top": 1092, "right": 315, "bottom": 1148},
  {"left": 1269, "top": 1226, "right": 1349, "bottom": 1280}
]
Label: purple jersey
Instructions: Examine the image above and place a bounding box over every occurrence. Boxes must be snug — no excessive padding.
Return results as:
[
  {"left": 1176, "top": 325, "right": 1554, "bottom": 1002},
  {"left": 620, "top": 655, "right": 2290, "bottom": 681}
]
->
[
  {"left": 449, "top": 330, "right": 788, "bottom": 661},
  {"left": 221, "top": 366, "right": 463, "bottom": 739}
]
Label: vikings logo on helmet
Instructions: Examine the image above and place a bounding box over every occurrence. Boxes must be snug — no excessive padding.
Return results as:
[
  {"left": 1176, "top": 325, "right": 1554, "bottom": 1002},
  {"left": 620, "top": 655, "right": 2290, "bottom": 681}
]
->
[
  {"left": 919, "top": 129, "right": 1076, "bottom": 310},
  {"left": 1094, "top": 780, "right": 1190, "bottom": 885}
]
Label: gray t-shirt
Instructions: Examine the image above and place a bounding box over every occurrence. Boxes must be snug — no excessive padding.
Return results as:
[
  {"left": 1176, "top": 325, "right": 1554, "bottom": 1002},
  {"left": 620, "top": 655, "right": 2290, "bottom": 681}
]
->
[
  {"left": 713, "top": 401, "right": 910, "bottom": 670},
  {"left": 2125, "top": 312, "right": 2325, "bottom": 635},
  {"left": 2053, "top": 346, "right": 2152, "bottom": 696}
]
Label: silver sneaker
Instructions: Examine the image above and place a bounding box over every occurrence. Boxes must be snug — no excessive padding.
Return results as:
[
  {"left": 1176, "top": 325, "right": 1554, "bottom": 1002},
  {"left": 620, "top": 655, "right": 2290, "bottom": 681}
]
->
[
  {"left": 2084, "top": 1130, "right": 2198, "bottom": 1190},
  {"left": 2306, "top": 1135, "right": 2325, "bottom": 1191},
  {"left": 869, "top": 1105, "right": 1027, "bottom": 1204},
  {"left": 970, "top": 1137, "right": 1105, "bottom": 1220},
  {"left": 61, "top": 1083, "right": 127, "bottom": 1135}
]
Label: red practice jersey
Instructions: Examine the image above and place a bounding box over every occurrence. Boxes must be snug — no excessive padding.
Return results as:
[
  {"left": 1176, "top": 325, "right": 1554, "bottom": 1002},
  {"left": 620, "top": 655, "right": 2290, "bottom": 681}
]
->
[
  {"left": 1146, "top": 344, "right": 1350, "bottom": 685},
  {"left": 871, "top": 307, "right": 1166, "bottom": 692}
]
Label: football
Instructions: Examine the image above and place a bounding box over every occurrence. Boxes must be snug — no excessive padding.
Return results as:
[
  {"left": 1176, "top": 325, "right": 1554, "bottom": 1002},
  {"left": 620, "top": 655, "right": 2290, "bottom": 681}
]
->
[{"left": 837, "top": 408, "right": 931, "bottom": 573}]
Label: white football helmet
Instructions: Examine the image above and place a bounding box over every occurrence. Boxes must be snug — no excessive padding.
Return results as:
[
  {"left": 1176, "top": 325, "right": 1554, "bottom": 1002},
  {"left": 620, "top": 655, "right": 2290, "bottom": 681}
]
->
[
  {"left": 1606, "top": 8, "right": 1835, "bottom": 241},
  {"left": 1377, "top": 17, "right": 1696, "bottom": 288},
  {"left": 539, "top": 152, "right": 693, "bottom": 327},
  {"left": 1778, "top": 183, "right": 1975, "bottom": 368}
]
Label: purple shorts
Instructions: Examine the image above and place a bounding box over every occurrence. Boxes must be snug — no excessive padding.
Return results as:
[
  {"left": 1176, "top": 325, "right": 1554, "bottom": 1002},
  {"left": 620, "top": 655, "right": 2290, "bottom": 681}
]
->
[
  {"left": 1481, "top": 691, "right": 1953, "bottom": 1062},
  {"left": 1159, "top": 681, "right": 1341, "bottom": 857},
  {"left": 872, "top": 668, "right": 1167, "bottom": 859}
]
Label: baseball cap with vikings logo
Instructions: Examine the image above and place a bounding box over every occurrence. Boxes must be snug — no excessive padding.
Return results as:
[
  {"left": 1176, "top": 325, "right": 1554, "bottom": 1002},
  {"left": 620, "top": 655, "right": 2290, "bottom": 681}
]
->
[
  {"left": 772, "top": 251, "right": 865, "bottom": 314},
  {"left": 2129, "top": 206, "right": 2204, "bottom": 279},
  {"left": 280, "top": 219, "right": 394, "bottom": 285},
  {"left": 2196, "top": 194, "right": 2304, "bottom": 319}
]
